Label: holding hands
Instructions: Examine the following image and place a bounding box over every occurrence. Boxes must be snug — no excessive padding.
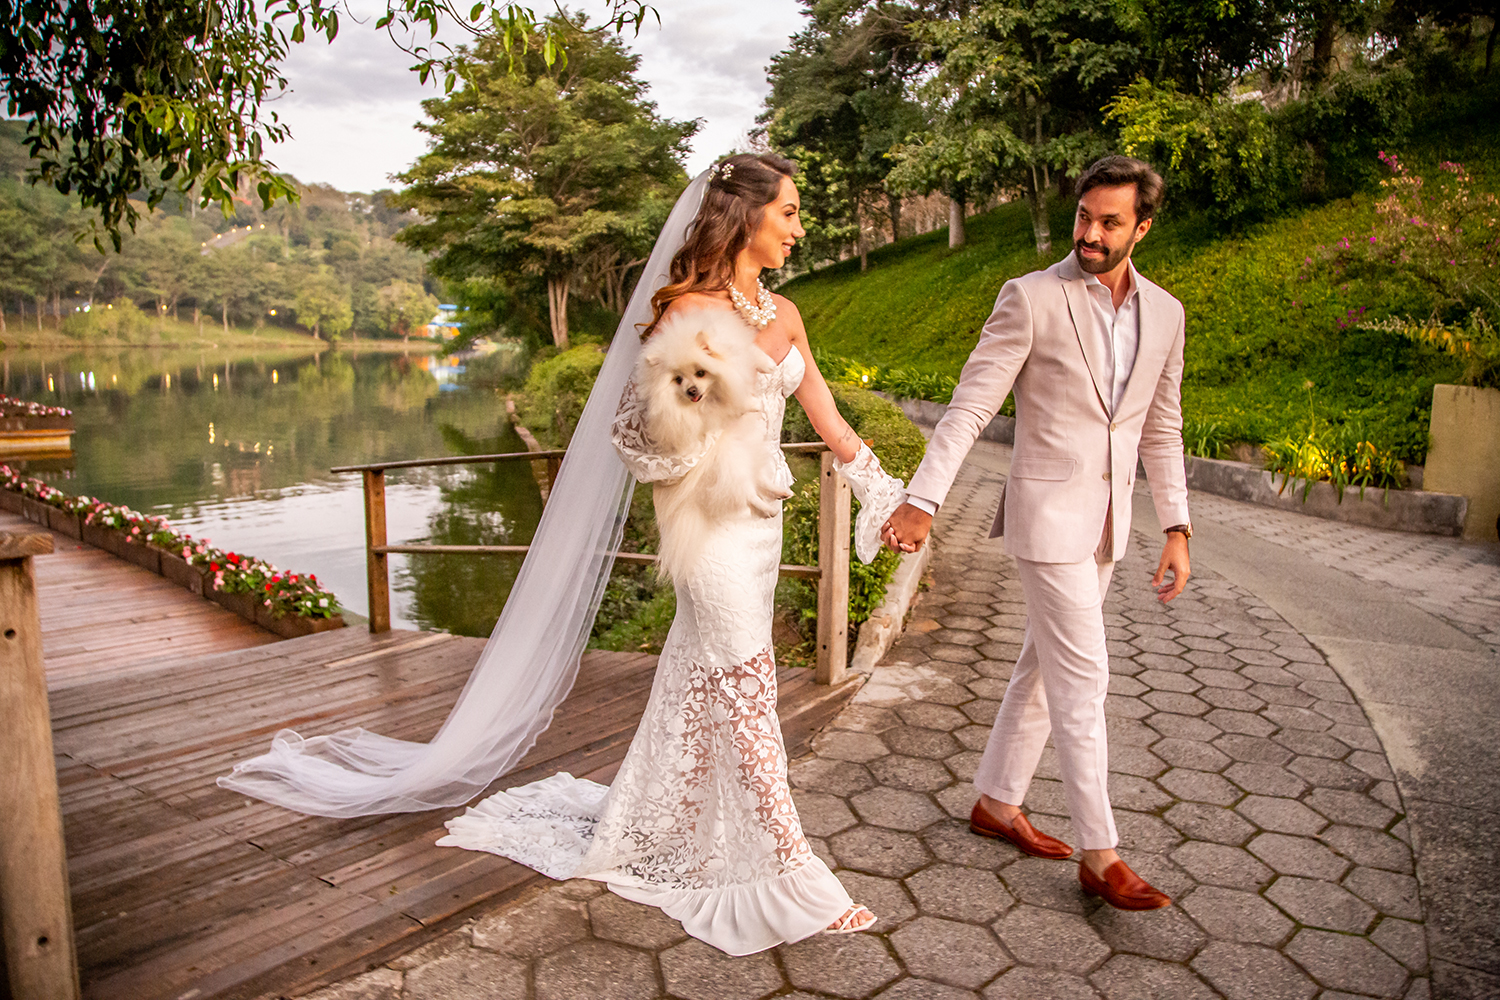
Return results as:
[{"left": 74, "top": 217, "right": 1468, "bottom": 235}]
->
[{"left": 881, "top": 502, "right": 933, "bottom": 554}]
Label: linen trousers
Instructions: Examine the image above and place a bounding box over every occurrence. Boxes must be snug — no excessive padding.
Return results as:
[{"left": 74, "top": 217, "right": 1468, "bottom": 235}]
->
[{"left": 972, "top": 556, "right": 1118, "bottom": 850}]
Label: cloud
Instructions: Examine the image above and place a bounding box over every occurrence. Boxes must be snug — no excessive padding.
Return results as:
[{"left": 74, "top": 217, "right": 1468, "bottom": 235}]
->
[{"left": 267, "top": 0, "right": 806, "bottom": 190}]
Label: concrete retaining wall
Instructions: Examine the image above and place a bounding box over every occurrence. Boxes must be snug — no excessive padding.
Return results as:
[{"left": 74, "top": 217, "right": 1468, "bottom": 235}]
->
[{"left": 884, "top": 394, "right": 1468, "bottom": 537}]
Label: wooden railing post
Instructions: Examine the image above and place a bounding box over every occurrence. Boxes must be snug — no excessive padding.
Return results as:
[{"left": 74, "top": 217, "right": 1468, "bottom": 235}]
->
[
  {"left": 362, "top": 469, "right": 391, "bottom": 633},
  {"left": 815, "top": 452, "right": 851, "bottom": 685},
  {"left": 0, "top": 528, "right": 81, "bottom": 1000}
]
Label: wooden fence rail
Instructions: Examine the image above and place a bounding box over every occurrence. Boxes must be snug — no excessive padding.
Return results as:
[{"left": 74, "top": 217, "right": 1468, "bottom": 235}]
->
[
  {"left": 333, "top": 443, "right": 853, "bottom": 685},
  {"left": 0, "top": 527, "right": 81, "bottom": 1000}
]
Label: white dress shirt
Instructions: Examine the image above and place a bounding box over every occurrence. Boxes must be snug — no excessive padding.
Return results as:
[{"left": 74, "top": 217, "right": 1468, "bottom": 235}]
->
[{"left": 906, "top": 259, "right": 1141, "bottom": 516}]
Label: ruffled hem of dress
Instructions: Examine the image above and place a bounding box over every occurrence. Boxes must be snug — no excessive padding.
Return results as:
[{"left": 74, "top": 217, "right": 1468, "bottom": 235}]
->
[
  {"left": 436, "top": 771, "right": 608, "bottom": 880},
  {"left": 603, "top": 857, "right": 852, "bottom": 956}
]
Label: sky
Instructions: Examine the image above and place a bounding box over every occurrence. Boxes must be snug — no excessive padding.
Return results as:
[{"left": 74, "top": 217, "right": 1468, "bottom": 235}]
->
[{"left": 266, "top": 0, "right": 807, "bottom": 193}]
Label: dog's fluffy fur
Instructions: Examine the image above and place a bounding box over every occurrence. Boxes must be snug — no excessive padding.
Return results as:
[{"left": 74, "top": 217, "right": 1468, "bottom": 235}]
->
[{"left": 635, "top": 309, "right": 789, "bottom": 582}]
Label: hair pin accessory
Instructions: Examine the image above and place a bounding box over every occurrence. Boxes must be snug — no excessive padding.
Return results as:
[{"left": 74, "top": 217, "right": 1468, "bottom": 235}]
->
[{"left": 710, "top": 160, "right": 735, "bottom": 183}]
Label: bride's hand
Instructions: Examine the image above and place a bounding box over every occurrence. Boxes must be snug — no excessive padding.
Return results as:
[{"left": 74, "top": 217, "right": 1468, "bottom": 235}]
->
[{"left": 883, "top": 502, "right": 932, "bottom": 553}]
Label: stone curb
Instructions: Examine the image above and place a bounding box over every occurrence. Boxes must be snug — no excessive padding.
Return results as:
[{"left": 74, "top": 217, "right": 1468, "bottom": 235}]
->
[
  {"left": 881, "top": 394, "right": 1468, "bottom": 537},
  {"left": 850, "top": 542, "right": 932, "bottom": 675}
]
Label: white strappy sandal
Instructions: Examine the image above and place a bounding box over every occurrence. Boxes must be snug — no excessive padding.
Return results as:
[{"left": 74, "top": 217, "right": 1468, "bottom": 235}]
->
[{"left": 825, "top": 904, "right": 877, "bottom": 934}]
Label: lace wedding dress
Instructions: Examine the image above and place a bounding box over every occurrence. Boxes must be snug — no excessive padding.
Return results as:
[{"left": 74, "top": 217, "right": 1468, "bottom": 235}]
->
[{"left": 438, "top": 340, "right": 854, "bottom": 955}]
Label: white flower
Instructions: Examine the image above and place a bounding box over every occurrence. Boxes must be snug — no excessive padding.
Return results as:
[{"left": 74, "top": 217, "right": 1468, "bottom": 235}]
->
[{"left": 318, "top": 597, "right": 329, "bottom": 608}]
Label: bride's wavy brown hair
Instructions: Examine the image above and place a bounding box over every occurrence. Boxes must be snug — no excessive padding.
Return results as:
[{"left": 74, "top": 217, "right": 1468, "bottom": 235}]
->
[{"left": 643, "top": 152, "right": 797, "bottom": 339}]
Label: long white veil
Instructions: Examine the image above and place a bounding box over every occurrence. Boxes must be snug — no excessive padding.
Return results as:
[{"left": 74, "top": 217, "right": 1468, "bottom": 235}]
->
[{"left": 218, "top": 171, "right": 711, "bottom": 817}]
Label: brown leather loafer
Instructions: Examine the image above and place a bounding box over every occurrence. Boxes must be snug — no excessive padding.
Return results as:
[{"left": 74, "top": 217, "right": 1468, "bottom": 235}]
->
[
  {"left": 1079, "top": 859, "right": 1171, "bottom": 911},
  {"left": 969, "top": 801, "right": 1074, "bottom": 859}
]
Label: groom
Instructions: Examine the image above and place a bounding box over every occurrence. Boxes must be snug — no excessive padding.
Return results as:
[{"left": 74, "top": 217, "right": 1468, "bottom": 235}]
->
[{"left": 884, "top": 155, "right": 1191, "bottom": 910}]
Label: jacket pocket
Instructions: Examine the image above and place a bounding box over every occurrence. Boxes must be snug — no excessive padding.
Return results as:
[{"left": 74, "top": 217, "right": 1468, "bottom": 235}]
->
[{"left": 1008, "top": 457, "right": 1076, "bottom": 481}]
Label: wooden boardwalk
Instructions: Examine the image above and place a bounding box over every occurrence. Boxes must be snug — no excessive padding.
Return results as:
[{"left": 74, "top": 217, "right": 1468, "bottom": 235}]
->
[{"left": 17, "top": 512, "right": 860, "bottom": 1000}]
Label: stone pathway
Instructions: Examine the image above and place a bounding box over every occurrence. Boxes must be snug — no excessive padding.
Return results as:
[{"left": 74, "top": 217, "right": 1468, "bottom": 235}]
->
[{"left": 299, "top": 454, "right": 1432, "bottom": 1000}]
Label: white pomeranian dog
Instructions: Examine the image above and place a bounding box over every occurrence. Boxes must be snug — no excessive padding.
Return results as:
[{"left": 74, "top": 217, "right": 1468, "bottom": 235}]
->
[{"left": 635, "top": 309, "right": 790, "bottom": 581}]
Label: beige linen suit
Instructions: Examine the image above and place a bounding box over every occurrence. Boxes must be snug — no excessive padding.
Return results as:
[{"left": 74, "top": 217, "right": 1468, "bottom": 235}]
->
[{"left": 907, "top": 251, "right": 1190, "bottom": 848}]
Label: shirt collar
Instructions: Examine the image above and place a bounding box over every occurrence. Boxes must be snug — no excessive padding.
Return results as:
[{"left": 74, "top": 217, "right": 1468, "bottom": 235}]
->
[{"left": 1080, "top": 258, "right": 1139, "bottom": 305}]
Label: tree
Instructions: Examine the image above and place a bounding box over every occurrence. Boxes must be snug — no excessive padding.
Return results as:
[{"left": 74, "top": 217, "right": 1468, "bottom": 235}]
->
[
  {"left": 0, "top": 1, "right": 657, "bottom": 248},
  {"left": 762, "top": 2, "right": 926, "bottom": 269},
  {"left": 198, "top": 243, "right": 258, "bottom": 333},
  {"left": 295, "top": 270, "right": 353, "bottom": 339},
  {"left": 889, "top": 0, "right": 1140, "bottom": 255},
  {"left": 395, "top": 16, "right": 695, "bottom": 350},
  {"left": 376, "top": 280, "right": 440, "bottom": 342}
]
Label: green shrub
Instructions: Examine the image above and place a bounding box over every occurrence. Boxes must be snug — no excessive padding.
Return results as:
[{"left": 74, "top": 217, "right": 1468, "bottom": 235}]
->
[
  {"left": 514, "top": 345, "right": 606, "bottom": 446},
  {"left": 781, "top": 385, "right": 928, "bottom": 632}
]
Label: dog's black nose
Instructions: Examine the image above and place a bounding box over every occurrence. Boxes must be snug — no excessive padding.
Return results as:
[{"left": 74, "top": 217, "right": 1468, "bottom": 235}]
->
[{"left": 685, "top": 386, "right": 701, "bottom": 401}]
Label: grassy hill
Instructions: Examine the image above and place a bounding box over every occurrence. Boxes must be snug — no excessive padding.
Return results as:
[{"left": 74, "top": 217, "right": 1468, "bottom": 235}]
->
[{"left": 781, "top": 159, "right": 1488, "bottom": 464}]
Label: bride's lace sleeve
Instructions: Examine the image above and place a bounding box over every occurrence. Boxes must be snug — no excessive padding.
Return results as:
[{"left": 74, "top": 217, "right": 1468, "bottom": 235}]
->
[{"left": 610, "top": 377, "right": 710, "bottom": 485}]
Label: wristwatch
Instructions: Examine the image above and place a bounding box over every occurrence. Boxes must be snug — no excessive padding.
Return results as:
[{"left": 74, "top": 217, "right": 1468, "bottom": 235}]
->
[{"left": 1164, "top": 524, "right": 1193, "bottom": 540}]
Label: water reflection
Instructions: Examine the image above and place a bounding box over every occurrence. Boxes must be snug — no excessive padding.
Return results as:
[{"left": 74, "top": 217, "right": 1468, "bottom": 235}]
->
[{"left": 6, "top": 346, "right": 544, "bottom": 635}]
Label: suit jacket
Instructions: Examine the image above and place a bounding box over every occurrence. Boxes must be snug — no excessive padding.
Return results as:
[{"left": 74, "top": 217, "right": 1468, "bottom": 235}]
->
[{"left": 906, "top": 252, "right": 1191, "bottom": 564}]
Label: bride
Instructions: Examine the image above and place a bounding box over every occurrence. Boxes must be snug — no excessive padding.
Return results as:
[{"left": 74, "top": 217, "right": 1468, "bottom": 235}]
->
[{"left": 220, "top": 153, "right": 907, "bottom": 954}]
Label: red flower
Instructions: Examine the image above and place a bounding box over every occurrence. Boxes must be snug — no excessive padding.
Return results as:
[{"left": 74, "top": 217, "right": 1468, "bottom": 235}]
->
[
  {"left": 264, "top": 583, "right": 273, "bottom": 592},
  {"left": 209, "top": 562, "right": 220, "bottom": 572}
]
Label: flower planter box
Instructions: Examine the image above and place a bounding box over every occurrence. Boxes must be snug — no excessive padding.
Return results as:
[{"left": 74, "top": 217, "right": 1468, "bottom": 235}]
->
[
  {"left": 1425, "top": 384, "right": 1500, "bottom": 542},
  {"left": 81, "top": 521, "right": 128, "bottom": 558},
  {"left": 159, "top": 551, "right": 209, "bottom": 597},
  {"left": 209, "top": 586, "right": 259, "bottom": 622},
  {"left": 116, "top": 536, "right": 162, "bottom": 574},
  {"left": 47, "top": 506, "right": 82, "bottom": 539},
  {"left": 0, "top": 413, "right": 75, "bottom": 458},
  {"left": 21, "top": 495, "right": 51, "bottom": 526},
  {"left": 254, "top": 601, "right": 346, "bottom": 639},
  {"left": 0, "top": 487, "right": 24, "bottom": 514}
]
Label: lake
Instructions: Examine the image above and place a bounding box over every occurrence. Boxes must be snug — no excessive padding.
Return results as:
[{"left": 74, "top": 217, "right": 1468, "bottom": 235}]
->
[{"left": 6, "top": 345, "right": 548, "bottom": 636}]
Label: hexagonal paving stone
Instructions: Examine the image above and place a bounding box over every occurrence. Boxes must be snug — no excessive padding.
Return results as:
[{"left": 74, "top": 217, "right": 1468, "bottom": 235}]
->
[
  {"left": 1321, "top": 825, "right": 1414, "bottom": 874},
  {"left": 471, "top": 891, "right": 589, "bottom": 959},
  {"left": 875, "top": 979, "right": 979, "bottom": 1000},
  {"left": 1113, "top": 809, "right": 1184, "bottom": 853},
  {"left": 781, "top": 933, "right": 901, "bottom": 999},
  {"left": 817, "top": 730, "right": 892, "bottom": 762},
  {"left": 905, "top": 863, "right": 1013, "bottom": 923},
  {"left": 962, "top": 700, "right": 1002, "bottom": 725},
  {"left": 1235, "top": 796, "right": 1328, "bottom": 836},
  {"left": 1278, "top": 730, "right": 1354, "bottom": 761},
  {"left": 1152, "top": 738, "right": 1231, "bottom": 773},
  {"left": 1204, "top": 709, "right": 1277, "bottom": 738},
  {"left": 1224, "top": 762, "right": 1308, "bottom": 798},
  {"left": 1090, "top": 954, "right": 1217, "bottom": 1000},
  {"left": 1158, "top": 768, "right": 1242, "bottom": 806},
  {"left": 534, "top": 940, "right": 658, "bottom": 1000},
  {"left": 1285, "top": 929, "right": 1409, "bottom": 996},
  {"left": 832, "top": 825, "right": 933, "bottom": 878},
  {"left": 1370, "top": 916, "right": 1428, "bottom": 972},
  {"left": 1091, "top": 904, "right": 1206, "bottom": 962},
  {"left": 791, "top": 757, "right": 877, "bottom": 796},
  {"left": 1152, "top": 710, "right": 1224, "bottom": 743},
  {"left": 1248, "top": 833, "right": 1350, "bottom": 880},
  {"left": 1190, "top": 941, "right": 1317, "bottom": 1000},
  {"left": 898, "top": 702, "right": 972, "bottom": 732},
  {"left": 884, "top": 727, "right": 963, "bottom": 760},
  {"left": 660, "top": 939, "right": 783, "bottom": 1000},
  {"left": 1190, "top": 666, "right": 1250, "bottom": 689},
  {"left": 891, "top": 916, "right": 1010, "bottom": 990},
  {"left": 1179, "top": 886, "right": 1292, "bottom": 945},
  {"left": 796, "top": 791, "right": 859, "bottom": 837},
  {"left": 1170, "top": 841, "right": 1272, "bottom": 890},
  {"left": 946, "top": 751, "right": 984, "bottom": 782},
  {"left": 1108, "top": 773, "right": 1173, "bottom": 812},
  {"left": 1143, "top": 691, "right": 1212, "bottom": 716},
  {"left": 1266, "top": 876, "right": 1377, "bottom": 933},
  {"left": 1164, "top": 801, "right": 1255, "bottom": 846},
  {"left": 837, "top": 870, "right": 918, "bottom": 926},
  {"left": 1305, "top": 788, "right": 1396, "bottom": 829},
  {"left": 1198, "top": 687, "right": 1268, "bottom": 712},
  {"left": 404, "top": 952, "right": 527, "bottom": 1000},
  {"left": 983, "top": 967, "right": 1101, "bottom": 999},
  {"left": 923, "top": 820, "right": 1024, "bottom": 869},
  {"left": 1343, "top": 866, "right": 1423, "bottom": 920},
  {"left": 588, "top": 892, "right": 689, "bottom": 950},
  {"left": 1214, "top": 734, "right": 1293, "bottom": 765},
  {"left": 852, "top": 787, "right": 946, "bottom": 831},
  {"left": 993, "top": 905, "right": 1110, "bottom": 974},
  {"left": 871, "top": 754, "right": 957, "bottom": 792},
  {"left": 1136, "top": 669, "right": 1201, "bottom": 693},
  {"left": 1108, "top": 745, "right": 1168, "bottom": 778},
  {"left": 999, "top": 857, "right": 1089, "bottom": 915}
]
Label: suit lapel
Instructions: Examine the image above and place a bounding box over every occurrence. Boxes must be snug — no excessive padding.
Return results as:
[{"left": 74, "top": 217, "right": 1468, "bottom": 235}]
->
[
  {"left": 1116, "top": 278, "right": 1170, "bottom": 418},
  {"left": 1059, "top": 254, "right": 1111, "bottom": 413}
]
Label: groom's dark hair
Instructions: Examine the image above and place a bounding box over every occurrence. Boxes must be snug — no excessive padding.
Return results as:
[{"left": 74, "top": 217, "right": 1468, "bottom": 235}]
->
[{"left": 1077, "top": 156, "right": 1164, "bottom": 224}]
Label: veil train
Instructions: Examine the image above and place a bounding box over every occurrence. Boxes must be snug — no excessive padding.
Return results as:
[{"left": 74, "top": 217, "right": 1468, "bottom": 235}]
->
[{"left": 218, "top": 172, "right": 712, "bottom": 817}]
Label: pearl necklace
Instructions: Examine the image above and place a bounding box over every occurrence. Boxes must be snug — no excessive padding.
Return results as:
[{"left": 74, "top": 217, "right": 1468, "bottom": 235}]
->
[{"left": 728, "top": 280, "right": 776, "bottom": 329}]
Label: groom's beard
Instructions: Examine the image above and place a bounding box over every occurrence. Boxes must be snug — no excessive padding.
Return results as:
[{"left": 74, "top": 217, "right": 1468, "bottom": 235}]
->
[{"left": 1075, "top": 237, "right": 1132, "bottom": 274}]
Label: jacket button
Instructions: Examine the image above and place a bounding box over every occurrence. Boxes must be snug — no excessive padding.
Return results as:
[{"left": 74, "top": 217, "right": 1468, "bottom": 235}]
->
[
  {"left": 1110, "top": 422, "right": 1118, "bottom": 431},
  {"left": 1102, "top": 472, "right": 1111, "bottom": 481}
]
